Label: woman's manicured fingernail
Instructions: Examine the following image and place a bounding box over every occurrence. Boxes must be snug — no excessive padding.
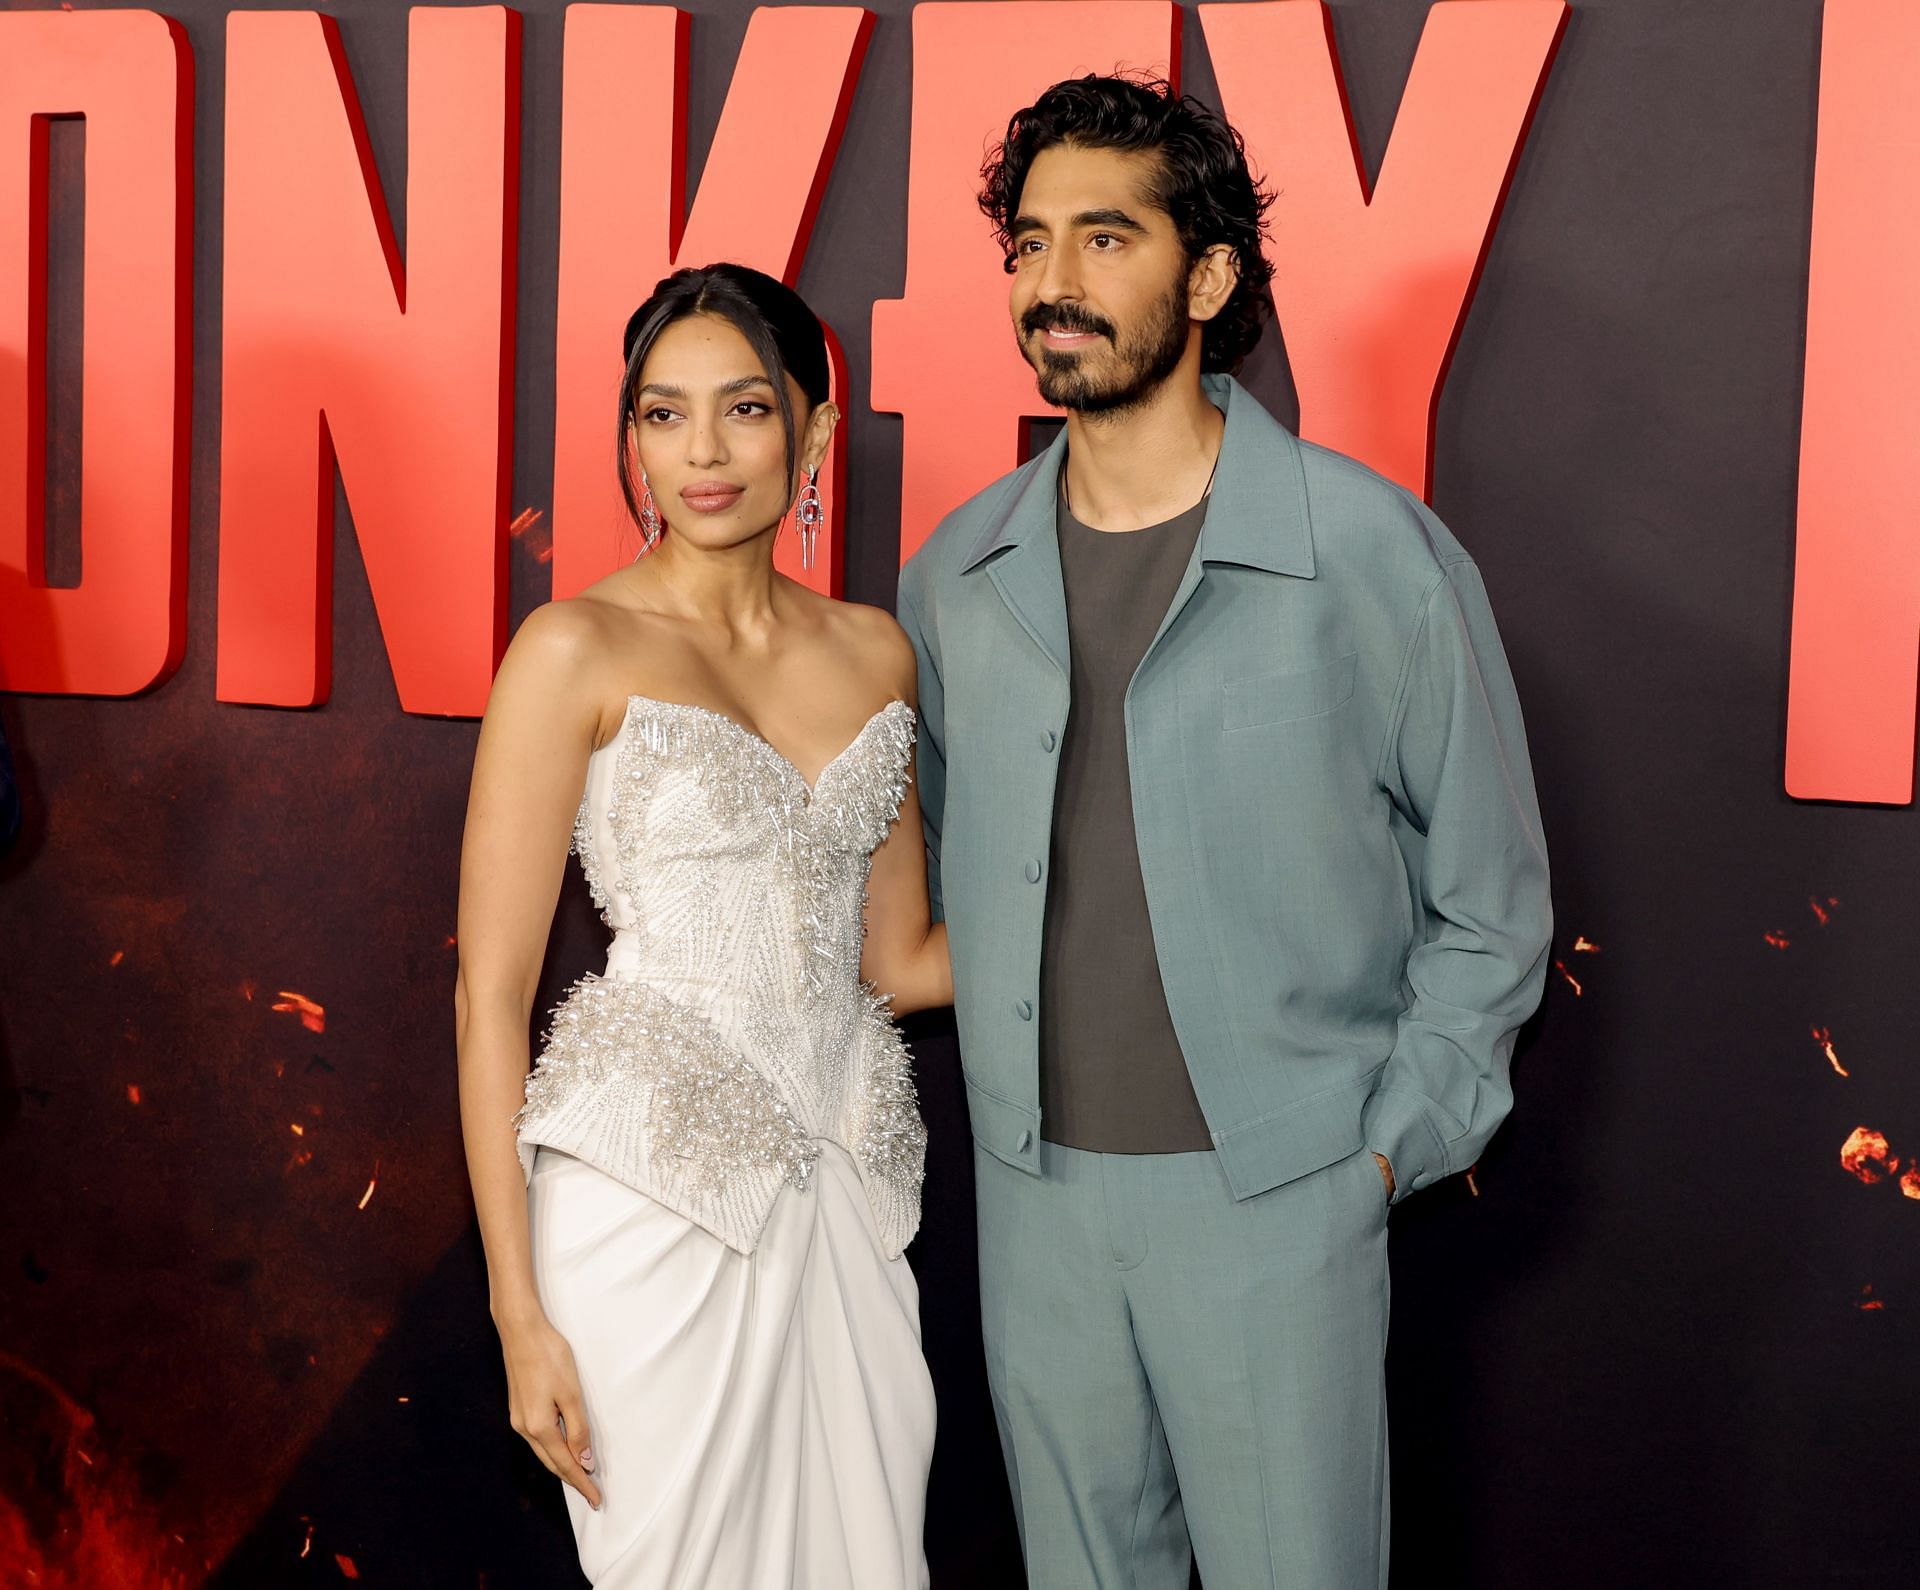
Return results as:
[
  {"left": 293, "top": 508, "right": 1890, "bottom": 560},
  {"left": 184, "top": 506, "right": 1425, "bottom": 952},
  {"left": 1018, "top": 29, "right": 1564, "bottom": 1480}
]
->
[{"left": 580, "top": 1447, "right": 595, "bottom": 1471}]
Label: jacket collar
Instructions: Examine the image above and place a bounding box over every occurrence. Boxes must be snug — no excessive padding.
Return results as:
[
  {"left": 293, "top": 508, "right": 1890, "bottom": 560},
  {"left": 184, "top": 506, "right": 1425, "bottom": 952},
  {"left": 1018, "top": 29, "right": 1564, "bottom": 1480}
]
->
[{"left": 958, "top": 373, "right": 1316, "bottom": 578}]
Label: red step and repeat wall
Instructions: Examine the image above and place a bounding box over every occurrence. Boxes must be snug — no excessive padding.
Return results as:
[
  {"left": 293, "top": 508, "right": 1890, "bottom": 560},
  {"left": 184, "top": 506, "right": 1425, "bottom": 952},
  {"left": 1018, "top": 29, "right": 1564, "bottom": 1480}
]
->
[{"left": 2, "top": 2, "right": 1916, "bottom": 1585}]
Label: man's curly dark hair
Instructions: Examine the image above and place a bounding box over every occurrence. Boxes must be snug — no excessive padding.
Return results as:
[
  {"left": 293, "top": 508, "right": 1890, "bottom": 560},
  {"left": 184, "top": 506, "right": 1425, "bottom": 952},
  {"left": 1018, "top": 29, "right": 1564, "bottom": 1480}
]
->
[{"left": 978, "top": 74, "right": 1276, "bottom": 374}]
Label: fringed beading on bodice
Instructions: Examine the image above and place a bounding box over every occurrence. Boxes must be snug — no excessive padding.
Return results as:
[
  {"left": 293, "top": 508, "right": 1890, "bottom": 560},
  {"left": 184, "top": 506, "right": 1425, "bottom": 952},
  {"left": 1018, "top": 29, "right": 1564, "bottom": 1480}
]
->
[{"left": 514, "top": 695, "right": 926, "bottom": 1258}]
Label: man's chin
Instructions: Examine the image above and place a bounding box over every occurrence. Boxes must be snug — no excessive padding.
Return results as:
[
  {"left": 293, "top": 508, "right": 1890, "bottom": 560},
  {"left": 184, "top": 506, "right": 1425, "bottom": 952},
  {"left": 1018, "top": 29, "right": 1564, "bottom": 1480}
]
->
[
  {"left": 1029, "top": 353, "right": 1107, "bottom": 412},
  {"left": 1037, "top": 369, "right": 1148, "bottom": 415}
]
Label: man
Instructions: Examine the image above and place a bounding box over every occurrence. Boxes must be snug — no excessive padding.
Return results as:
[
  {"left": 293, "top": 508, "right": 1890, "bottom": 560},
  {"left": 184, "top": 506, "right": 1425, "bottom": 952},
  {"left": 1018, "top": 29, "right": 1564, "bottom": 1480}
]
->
[{"left": 896, "top": 76, "right": 1551, "bottom": 1587}]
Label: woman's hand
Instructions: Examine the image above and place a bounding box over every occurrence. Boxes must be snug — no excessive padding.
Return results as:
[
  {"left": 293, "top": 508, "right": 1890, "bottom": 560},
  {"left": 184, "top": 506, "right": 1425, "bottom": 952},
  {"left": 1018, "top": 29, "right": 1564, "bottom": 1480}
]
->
[{"left": 497, "top": 1306, "right": 603, "bottom": 1511}]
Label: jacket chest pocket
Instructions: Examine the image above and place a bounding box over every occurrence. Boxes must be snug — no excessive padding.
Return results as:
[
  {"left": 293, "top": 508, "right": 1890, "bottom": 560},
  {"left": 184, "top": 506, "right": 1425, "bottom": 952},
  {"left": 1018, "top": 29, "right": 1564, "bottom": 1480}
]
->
[{"left": 1220, "top": 652, "right": 1358, "bottom": 732}]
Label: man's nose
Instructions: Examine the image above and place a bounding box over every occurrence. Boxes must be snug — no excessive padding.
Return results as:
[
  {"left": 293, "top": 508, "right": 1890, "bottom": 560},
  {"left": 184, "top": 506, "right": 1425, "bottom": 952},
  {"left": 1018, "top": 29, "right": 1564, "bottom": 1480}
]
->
[{"left": 1034, "top": 243, "right": 1084, "bottom": 306}]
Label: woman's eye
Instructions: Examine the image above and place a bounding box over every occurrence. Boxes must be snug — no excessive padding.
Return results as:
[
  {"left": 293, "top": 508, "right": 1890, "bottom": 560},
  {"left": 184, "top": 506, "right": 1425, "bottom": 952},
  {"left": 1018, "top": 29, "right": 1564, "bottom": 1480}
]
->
[
  {"left": 731, "top": 401, "right": 770, "bottom": 418},
  {"left": 644, "top": 408, "right": 678, "bottom": 424}
]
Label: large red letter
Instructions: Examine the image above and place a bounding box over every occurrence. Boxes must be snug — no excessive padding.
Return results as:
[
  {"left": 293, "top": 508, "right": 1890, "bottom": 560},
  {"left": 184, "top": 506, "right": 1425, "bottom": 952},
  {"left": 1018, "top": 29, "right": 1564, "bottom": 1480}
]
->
[
  {"left": 218, "top": 8, "right": 519, "bottom": 715},
  {"left": 551, "top": 6, "right": 870, "bottom": 600},
  {"left": 872, "top": 2, "right": 1177, "bottom": 566},
  {"left": 0, "top": 11, "right": 191, "bottom": 696},
  {"left": 1202, "top": 0, "right": 1564, "bottom": 498},
  {"left": 1785, "top": 0, "right": 1920, "bottom": 804}
]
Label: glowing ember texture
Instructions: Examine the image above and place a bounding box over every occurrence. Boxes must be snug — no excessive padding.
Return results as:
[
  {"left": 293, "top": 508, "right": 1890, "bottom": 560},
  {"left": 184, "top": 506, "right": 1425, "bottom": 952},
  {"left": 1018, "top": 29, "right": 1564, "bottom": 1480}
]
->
[
  {"left": 108, "top": 949, "right": 125, "bottom": 967},
  {"left": 1855, "top": 1284, "right": 1884, "bottom": 1311},
  {"left": 1464, "top": 1164, "right": 1481, "bottom": 1197},
  {"left": 1810, "top": 1025, "right": 1848, "bottom": 1077},
  {"left": 1553, "top": 959, "right": 1582, "bottom": 997},
  {"left": 336, "top": 1554, "right": 361, "bottom": 1579},
  {"left": 240, "top": 979, "right": 257, "bottom": 1002},
  {"left": 1763, "top": 931, "right": 1791, "bottom": 950},
  {"left": 271, "top": 991, "right": 326, "bottom": 1034},
  {"left": 289, "top": 1123, "right": 305, "bottom": 1137},
  {"left": 300, "top": 1519, "right": 314, "bottom": 1559},
  {"left": 509, "top": 505, "right": 554, "bottom": 564},
  {"left": 126, "top": 1084, "right": 141, "bottom": 1104},
  {"left": 1572, "top": 935, "right": 1600, "bottom": 953},
  {"left": 358, "top": 1159, "right": 381, "bottom": 1211},
  {"left": 1902, "top": 1168, "right": 1920, "bottom": 1201},
  {"left": 0, "top": 1350, "right": 194, "bottom": 1587},
  {"left": 1808, "top": 894, "right": 1838, "bottom": 926},
  {"left": 1839, "top": 1126, "right": 1895, "bottom": 1184}
]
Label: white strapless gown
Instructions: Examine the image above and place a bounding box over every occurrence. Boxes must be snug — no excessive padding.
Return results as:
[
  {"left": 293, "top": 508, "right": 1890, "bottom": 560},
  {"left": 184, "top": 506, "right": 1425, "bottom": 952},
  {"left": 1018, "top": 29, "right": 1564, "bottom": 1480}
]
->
[{"left": 516, "top": 695, "right": 934, "bottom": 1589}]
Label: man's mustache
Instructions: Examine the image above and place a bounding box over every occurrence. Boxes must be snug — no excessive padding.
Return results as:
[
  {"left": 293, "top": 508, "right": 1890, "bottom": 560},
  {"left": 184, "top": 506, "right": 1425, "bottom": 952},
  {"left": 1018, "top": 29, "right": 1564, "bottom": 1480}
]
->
[{"left": 1021, "top": 305, "right": 1115, "bottom": 341}]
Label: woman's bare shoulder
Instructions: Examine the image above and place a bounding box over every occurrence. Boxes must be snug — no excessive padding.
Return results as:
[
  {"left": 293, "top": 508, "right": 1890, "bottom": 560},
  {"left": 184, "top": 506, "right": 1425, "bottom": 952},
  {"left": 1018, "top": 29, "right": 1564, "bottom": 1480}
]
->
[
  {"left": 829, "top": 599, "right": 918, "bottom": 703},
  {"left": 504, "top": 593, "right": 626, "bottom": 675},
  {"left": 491, "top": 591, "right": 665, "bottom": 735}
]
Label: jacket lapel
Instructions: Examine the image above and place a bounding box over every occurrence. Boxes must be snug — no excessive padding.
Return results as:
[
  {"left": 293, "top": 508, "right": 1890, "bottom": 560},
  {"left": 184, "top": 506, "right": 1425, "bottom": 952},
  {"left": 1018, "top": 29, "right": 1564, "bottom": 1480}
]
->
[
  {"left": 1136, "top": 374, "right": 1318, "bottom": 677},
  {"left": 961, "top": 431, "right": 1072, "bottom": 678},
  {"left": 958, "top": 378, "right": 1316, "bottom": 684}
]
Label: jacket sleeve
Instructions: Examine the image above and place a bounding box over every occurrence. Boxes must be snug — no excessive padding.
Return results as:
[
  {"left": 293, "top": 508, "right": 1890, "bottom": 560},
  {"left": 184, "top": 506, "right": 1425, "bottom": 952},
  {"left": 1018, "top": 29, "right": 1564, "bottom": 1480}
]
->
[
  {"left": 895, "top": 559, "right": 947, "bottom": 925},
  {"left": 1364, "top": 555, "right": 1552, "bottom": 1200}
]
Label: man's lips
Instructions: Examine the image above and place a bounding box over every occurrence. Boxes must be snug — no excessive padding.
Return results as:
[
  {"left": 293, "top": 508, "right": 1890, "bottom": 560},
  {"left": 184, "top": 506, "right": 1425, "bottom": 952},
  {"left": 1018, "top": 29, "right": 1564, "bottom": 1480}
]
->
[
  {"left": 1036, "top": 325, "right": 1107, "bottom": 349},
  {"left": 679, "top": 482, "right": 746, "bottom": 513}
]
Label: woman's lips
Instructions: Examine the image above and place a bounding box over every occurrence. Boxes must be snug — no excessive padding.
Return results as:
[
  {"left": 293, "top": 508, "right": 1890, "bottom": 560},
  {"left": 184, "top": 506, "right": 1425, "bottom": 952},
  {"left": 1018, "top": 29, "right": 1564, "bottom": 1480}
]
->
[{"left": 678, "top": 483, "right": 746, "bottom": 513}]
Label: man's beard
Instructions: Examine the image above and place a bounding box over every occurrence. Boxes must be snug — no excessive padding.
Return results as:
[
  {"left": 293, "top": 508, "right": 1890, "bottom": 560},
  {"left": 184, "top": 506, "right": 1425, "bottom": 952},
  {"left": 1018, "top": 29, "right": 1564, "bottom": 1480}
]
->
[{"left": 1022, "top": 272, "right": 1191, "bottom": 418}]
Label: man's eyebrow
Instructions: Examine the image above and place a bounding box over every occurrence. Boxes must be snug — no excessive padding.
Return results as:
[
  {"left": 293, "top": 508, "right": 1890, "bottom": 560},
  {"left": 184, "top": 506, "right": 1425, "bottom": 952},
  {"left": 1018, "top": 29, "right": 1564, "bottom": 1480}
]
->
[
  {"left": 1008, "top": 208, "right": 1151, "bottom": 239},
  {"left": 1072, "top": 207, "right": 1150, "bottom": 234},
  {"left": 637, "top": 374, "right": 775, "bottom": 399}
]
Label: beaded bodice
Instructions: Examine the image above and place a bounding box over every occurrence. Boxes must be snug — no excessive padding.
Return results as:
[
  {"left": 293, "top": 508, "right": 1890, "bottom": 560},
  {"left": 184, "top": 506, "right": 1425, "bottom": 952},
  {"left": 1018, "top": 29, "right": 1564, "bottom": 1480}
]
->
[{"left": 514, "top": 695, "right": 927, "bottom": 1258}]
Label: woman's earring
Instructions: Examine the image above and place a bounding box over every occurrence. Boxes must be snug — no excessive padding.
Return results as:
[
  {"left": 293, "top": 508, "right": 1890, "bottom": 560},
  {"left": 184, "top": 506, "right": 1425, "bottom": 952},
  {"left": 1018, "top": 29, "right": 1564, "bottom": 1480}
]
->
[
  {"left": 795, "top": 466, "right": 824, "bottom": 573},
  {"left": 638, "top": 471, "right": 662, "bottom": 550}
]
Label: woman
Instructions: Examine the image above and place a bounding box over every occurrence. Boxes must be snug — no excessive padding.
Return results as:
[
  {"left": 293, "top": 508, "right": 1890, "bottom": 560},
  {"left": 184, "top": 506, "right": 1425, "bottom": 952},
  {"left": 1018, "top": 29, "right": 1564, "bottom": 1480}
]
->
[{"left": 454, "top": 262, "right": 950, "bottom": 1588}]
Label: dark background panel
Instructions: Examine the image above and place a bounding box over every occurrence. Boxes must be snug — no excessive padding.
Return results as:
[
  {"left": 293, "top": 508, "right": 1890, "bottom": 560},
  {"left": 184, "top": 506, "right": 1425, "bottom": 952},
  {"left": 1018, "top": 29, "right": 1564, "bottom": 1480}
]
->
[{"left": 4, "top": 0, "right": 1917, "bottom": 1586}]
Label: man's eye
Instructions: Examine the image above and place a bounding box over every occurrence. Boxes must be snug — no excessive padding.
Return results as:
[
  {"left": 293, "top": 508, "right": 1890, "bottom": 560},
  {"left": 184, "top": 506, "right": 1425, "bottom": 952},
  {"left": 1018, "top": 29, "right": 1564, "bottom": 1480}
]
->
[
  {"left": 1017, "top": 238, "right": 1045, "bottom": 255},
  {"left": 1089, "top": 232, "right": 1120, "bottom": 249}
]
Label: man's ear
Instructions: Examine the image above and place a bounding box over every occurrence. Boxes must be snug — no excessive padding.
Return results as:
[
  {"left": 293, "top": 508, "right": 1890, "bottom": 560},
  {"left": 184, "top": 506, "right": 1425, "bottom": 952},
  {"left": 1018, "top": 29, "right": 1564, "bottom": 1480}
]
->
[{"left": 1189, "top": 244, "right": 1240, "bottom": 324}]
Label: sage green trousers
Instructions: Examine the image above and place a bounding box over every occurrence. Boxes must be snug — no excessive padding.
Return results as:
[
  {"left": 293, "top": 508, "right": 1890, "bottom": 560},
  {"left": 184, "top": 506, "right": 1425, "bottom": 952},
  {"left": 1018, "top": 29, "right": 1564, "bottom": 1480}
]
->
[{"left": 974, "top": 1139, "right": 1392, "bottom": 1589}]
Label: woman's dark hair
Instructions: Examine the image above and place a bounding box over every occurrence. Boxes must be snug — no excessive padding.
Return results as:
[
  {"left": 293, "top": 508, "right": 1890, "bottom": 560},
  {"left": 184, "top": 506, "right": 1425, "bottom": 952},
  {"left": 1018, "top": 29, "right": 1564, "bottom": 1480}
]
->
[
  {"left": 978, "top": 74, "right": 1276, "bottom": 373},
  {"left": 616, "top": 262, "right": 830, "bottom": 535}
]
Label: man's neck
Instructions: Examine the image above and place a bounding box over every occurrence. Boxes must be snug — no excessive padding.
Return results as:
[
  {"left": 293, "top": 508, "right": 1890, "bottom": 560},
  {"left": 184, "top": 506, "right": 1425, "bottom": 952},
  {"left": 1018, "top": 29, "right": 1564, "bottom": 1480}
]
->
[{"left": 1060, "top": 369, "right": 1225, "bottom": 532}]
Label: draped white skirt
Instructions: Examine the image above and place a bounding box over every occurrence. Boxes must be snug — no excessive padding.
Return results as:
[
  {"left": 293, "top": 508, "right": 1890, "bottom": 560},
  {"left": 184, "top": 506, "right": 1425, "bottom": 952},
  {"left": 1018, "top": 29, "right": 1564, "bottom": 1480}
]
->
[{"left": 528, "top": 1142, "right": 935, "bottom": 1588}]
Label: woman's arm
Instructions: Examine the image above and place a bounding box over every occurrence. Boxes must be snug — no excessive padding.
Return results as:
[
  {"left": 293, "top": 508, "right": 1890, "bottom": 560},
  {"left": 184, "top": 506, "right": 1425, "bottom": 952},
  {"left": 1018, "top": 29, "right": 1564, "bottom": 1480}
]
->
[
  {"left": 454, "top": 601, "right": 605, "bottom": 1508},
  {"left": 860, "top": 616, "right": 952, "bottom": 1016}
]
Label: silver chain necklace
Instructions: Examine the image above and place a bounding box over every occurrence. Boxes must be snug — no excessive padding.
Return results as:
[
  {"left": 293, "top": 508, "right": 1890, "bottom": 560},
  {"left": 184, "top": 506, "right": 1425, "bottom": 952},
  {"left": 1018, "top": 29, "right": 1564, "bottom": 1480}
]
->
[{"left": 1062, "top": 444, "right": 1221, "bottom": 521}]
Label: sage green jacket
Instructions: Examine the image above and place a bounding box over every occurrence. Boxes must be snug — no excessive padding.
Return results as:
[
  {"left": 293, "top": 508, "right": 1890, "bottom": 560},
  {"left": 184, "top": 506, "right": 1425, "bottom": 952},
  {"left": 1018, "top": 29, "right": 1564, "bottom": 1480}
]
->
[{"left": 896, "top": 374, "right": 1551, "bottom": 1203}]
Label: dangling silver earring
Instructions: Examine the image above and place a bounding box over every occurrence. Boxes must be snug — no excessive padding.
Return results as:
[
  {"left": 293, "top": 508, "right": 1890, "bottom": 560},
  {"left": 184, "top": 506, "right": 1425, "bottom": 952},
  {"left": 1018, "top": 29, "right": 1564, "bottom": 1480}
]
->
[
  {"left": 795, "top": 466, "right": 824, "bottom": 573},
  {"left": 638, "top": 471, "right": 662, "bottom": 551}
]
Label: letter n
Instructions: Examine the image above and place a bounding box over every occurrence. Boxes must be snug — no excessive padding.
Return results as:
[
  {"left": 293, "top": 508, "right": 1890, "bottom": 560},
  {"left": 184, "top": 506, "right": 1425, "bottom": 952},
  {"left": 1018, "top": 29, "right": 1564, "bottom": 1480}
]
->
[{"left": 218, "top": 8, "right": 520, "bottom": 716}]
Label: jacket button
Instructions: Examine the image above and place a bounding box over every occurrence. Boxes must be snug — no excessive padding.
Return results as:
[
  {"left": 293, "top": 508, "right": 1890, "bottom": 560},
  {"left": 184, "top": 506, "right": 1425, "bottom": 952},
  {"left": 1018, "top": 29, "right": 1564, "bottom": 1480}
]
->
[
  {"left": 1014, "top": 999, "right": 1033, "bottom": 1021},
  {"left": 1040, "top": 729, "right": 1057, "bottom": 752},
  {"left": 1024, "top": 858, "right": 1042, "bottom": 883},
  {"left": 1015, "top": 1129, "right": 1033, "bottom": 1153}
]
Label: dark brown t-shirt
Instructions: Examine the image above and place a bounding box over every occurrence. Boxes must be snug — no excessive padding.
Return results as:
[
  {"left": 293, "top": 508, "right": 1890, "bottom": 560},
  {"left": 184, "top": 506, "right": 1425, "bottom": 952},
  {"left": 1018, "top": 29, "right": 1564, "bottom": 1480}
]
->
[{"left": 1039, "top": 488, "right": 1214, "bottom": 1153}]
